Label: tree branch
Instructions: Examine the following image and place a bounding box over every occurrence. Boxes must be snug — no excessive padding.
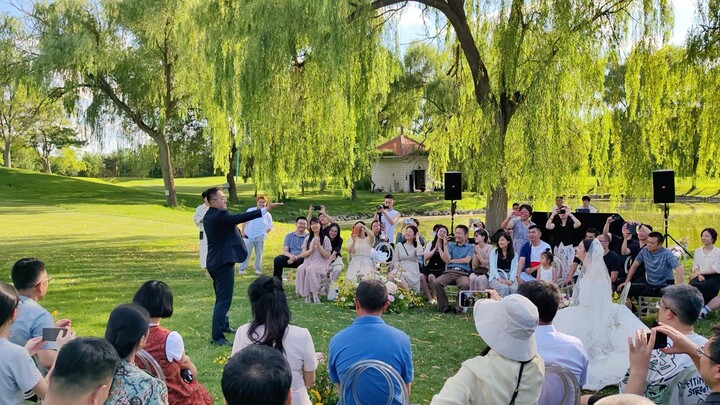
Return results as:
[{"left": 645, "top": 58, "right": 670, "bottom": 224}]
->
[{"left": 93, "top": 74, "right": 160, "bottom": 140}]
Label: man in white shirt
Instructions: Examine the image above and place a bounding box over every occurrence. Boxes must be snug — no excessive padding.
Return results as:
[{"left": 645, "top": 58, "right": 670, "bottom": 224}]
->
[
  {"left": 576, "top": 195, "right": 598, "bottom": 213},
  {"left": 518, "top": 280, "right": 589, "bottom": 386},
  {"left": 518, "top": 225, "right": 552, "bottom": 282},
  {"left": 240, "top": 195, "right": 274, "bottom": 276},
  {"left": 620, "top": 284, "right": 709, "bottom": 404},
  {"left": 192, "top": 191, "right": 210, "bottom": 273},
  {"left": 376, "top": 194, "right": 400, "bottom": 245}
]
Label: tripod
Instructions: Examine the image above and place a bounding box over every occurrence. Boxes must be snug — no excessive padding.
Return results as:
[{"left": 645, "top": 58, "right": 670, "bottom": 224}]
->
[{"left": 662, "top": 203, "right": 692, "bottom": 257}]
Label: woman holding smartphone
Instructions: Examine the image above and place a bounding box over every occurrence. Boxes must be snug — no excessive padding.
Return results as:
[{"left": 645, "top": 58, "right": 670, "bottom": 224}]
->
[
  {"left": 346, "top": 221, "right": 376, "bottom": 284},
  {"left": 390, "top": 226, "right": 424, "bottom": 292},
  {"left": 421, "top": 225, "right": 449, "bottom": 303}
]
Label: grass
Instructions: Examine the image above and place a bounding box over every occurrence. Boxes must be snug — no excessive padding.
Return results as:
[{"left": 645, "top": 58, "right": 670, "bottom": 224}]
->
[{"left": 3, "top": 167, "right": 720, "bottom": 403}]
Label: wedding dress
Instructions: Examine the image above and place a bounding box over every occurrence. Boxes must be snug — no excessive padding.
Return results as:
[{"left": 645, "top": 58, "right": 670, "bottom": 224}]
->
[{"left": 554, "top": 239, "right": 648, "bottom": 390}]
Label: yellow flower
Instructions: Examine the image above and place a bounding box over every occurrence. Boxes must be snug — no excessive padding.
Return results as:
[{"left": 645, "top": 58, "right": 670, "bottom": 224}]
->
[{"left": 51, "top": 310, "right": 58, "bottom": 318}]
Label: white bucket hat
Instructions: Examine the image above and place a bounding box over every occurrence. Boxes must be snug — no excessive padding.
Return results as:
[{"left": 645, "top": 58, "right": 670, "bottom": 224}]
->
[{"left": 473, "top": 294, "right": 539, "bottom": 362}]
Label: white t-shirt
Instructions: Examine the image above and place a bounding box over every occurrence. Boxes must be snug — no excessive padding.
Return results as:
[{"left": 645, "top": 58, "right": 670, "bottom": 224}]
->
[
  {"left": 243, "top": 207, "right": 274, "bottom": 240},
  {"left": 539, "top": 265, "right": 554, "bottom": 281},
  {"left": 0, "top": 337, "right": 43, "bottom": 404},
  {"left": 233, "top": 324, "right": 317, "bottom": 405},
  {"left": 380, "top": 209, "right": 400, "bottom": 241},
  {"left": 693, "top": 246, "right": 720, "bottom": 274},
  {"left": 193, "top": 204, "right": 208, "bottom": 233},
  {"left": 620, "top": 333, "right": 709, "bottom": 405}
]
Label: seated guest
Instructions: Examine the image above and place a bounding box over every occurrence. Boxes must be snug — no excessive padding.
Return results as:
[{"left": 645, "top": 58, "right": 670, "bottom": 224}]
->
[
  {"left": 648, "top": 322, "right": 720, "bottom": 405},
  {"left": 104, "top": 303, "right": 168, "bottom": 405},
  {"left": 9, "top": 258, "right": 72, "bottom": 371},
  {"left": 390, "top": 225, "right": 423, "bottom": 293},
  {"left": 371, "top": 220, "right": 385, "bottom": 247},
  {"left": 469, "top": 229, "right": 492, "bottom": 290},
  {"left": 421, "top": 225, "right": 449, "bottom": 304},
  {"left": 619, "top": 284, "right": 709, "bottom": 404},
  {"left": 329, "top": 279, "right": 413, "bottom": 405},
  {"left": 577, "top": 195, "right": 598, "bottom": 213},
  {"left": 501, "top": 204, "right": 534, "bottom": 253},
  {"left": 322, "top": 223, "right": 344, "bottom": 294},
  {"left": 432, "top": 293, "right": 545, "bottom": 404},
  {"left": 616, "top": 232, "right": 685, "bottom": 299},
  {"left": 537, "top": 251, "right": 558, "bottom": 283},
  {"left": 431, "top": 225, "right": 475, "bottom": 313},
  {"left": 295, "top": 217, "right": 332, "bottom": 304},
  {"left": 132, "top": 281, "right": 212, "bottom": 404},
  {"left": 43, "top": 338, "right": 120, "bottom": 405},
  {"left": 518, "top": 225, "right": 551, "bottom": 283},
  {"left": 518, "top": 281, "right": 589, "bottom": 385},
  {"left": 346, "top": 221, "right": 376, "bottom": 284},
  {"left": 585, "top": 228, "right": 600, "bottom": 239},
  {"left": 306, "top": 205, "right": 335, "bottom": 231},
  {"left": 689, "top": 228, "right": 720, "bottom": 318},
  {"left": 545, "top": 206, "right": 582, "bottom": 248},
  {"left": 0, "top": 282, "right": 74, "bottom": 403},
  {"left": 273, "top": 217, "right": 309, "bottom": 280},
  {"left": 396, "top": 218, "right": 426, "bottom": 246},
  {"left": 488, "top": 232, "right": 519, "bottom": 297},
  {"left": 223, "top": 345, "right": 292, "bottom": 405},
  {"left": 232, "top": 276, "right": 317, "bottom": 405},
  {"left": 598, "top": 234, "right": 624, "bottom": 290}
]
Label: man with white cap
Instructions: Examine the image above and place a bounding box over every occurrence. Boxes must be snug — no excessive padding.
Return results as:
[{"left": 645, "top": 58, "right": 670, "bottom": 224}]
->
[{"left": 431, "top": 291, "right": 545, "bottom": 404}]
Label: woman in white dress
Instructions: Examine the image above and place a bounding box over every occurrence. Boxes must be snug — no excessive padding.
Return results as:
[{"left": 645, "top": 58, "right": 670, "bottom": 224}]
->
[
  {"left": 554, "top": 238, "right": 648, "bottom": 390},
  {"left": 233, "top": 276, "right": 318, "bottom": 405},
  {"left": 390, "top": 226, "right": 423, "bottom": 292},
  {"left": 346, "top": 221, "right": 376, "bottom": 285}
]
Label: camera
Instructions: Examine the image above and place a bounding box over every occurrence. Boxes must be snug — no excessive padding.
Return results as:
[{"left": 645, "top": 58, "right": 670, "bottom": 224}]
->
[
  {"left": 559, "top": 209, "right": 566, "bottom": 214},
  {"left": 313, "top": 205, "right": 322, "bottom": 211},
  {"left": 404, "top": 218, "right": 414, "bottom": 224},
  {"left": 611, "top": 214, "right": 622, "bottom": 221},
  {"left": 376, "top": 204, "right": 384, "bottom": 210},
  {"left": 459, "top": 291, "right": 490, "bottom": 308}
]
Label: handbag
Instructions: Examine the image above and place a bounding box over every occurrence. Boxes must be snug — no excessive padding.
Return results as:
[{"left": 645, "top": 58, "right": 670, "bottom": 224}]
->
[{"left": 473, "top": 266, "right": 489, "bottom": 275}]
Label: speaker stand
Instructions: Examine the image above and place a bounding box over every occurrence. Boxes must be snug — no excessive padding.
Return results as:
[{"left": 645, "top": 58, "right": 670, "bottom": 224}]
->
[
  {"left": 450, "top": 200, "right": 457, "bottom": 235},
  {"left": 662, "top": 203, "right": 692, "bottom": 257}
]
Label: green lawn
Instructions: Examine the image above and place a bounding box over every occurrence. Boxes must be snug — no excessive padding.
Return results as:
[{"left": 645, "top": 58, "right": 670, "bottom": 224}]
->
[
  {"left": 3, "top": 167, "right": 719, "bottom": 403},
  {"left": 0, "top": 168, "right": 481, "bottom": 404}
]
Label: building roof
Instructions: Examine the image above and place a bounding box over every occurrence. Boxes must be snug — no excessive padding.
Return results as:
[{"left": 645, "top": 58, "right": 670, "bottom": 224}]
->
[{"left": 376, "top": 135, "right": 427, "bottom": 157}]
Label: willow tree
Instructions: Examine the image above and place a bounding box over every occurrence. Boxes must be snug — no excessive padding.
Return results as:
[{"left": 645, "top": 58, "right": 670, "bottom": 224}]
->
[
  {"left": 201, "top": 1, "right": 398, "bottom": 200},
  {"left": 32, "top": 0, "right": 207, "bottom": 206}
]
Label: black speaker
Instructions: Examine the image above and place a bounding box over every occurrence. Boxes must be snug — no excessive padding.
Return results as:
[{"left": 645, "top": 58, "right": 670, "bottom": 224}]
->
[
  {"left": 653, "top": 170, "right": 675, "bottom": 204},
  {"left": 444, "top": 172, "right": 462, "bottom": 201}
]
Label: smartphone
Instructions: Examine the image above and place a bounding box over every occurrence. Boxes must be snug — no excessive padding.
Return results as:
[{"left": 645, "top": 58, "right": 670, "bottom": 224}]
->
[
  {"left": 313, "top": 205, "right": 322, "bottom": 210},
  {"left": 404, "top": 218, "right": 413, "bottom": 224},
  {"left": 458, "top": 291, "right": 490, "bottom": 309},
  {"left": 627, "top": 223, "right": 638, "bottom": 235},
  {"left": 611, "top": 214, "right": 622, "bottom": 221},
  {"left": 351, "top": 225, "right": 359, "bottom": 237},
  {"left": 42, "top": 327, "right": 66, "bottom": 342},
  {"left": 559, "top": 209, "right": 566, "bottom": 214},
  {"left": 648, "top": 321, "right": 668, "bottom": 349}
]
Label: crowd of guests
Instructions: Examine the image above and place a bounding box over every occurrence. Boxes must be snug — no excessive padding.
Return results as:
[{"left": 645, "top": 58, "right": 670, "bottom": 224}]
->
[{"left": 8, "top": 192, "right": 720, "bottom": 405}]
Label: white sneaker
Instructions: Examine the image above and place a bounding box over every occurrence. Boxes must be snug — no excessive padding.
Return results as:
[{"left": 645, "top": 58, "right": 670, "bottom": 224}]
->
[
  {"left": 238, "top": 269, "right": 246, "bottom": 275},
  {"left": 255, "top": 271, "right": 262, "bottom": 276}
]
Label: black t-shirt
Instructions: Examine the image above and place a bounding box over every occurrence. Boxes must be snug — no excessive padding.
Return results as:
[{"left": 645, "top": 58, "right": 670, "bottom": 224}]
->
[
  {"left": 550, "top": 217, "right": 578, "bottom": 247},
  {"left": 329, "top": 236, "right": 343, "bottom": 258},
  {"left": 603, "top": 250, "right": 623, "bottom": 277},
  {"left": 425, "top": 247, "right": 445, "bottom": 270},
  {"left": 497, "top": 254, "right": 512, "bottom": 271}
]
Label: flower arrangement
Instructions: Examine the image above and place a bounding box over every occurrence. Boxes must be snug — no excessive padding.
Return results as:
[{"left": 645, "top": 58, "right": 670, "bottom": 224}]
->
[
  {"left": 333, "top": 273, "right": 424, "bottom": 313},
  {"left": 308, "top": 364, "right": 339, "bottom": 405}
]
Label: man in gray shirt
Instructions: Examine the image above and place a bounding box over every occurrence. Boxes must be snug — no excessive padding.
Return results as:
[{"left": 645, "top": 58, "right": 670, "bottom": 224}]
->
[
  {"left": 10, "top": 258, "right": 72, "bottom": 371},
  {"left": 618, "top": 232, "right": 685, "bottom": 300}
]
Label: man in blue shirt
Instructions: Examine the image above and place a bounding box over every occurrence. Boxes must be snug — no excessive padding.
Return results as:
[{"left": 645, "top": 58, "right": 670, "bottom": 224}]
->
[
  {"left": 431, "top": 225, "right": 475, "bottom": 313},
  {"left": 618, "top": 232, "right": 685, "bottom": 299},
  {"left": 328, "top": 279, "right": 413, "bottom": 405},
  {"left": 272, "top": 217, "right": 309, "bottom": 280}
]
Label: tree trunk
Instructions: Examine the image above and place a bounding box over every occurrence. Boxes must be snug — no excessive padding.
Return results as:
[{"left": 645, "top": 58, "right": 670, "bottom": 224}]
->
[
  {"left": 155, "top": 136, "right": 178, "bottom": 207},
  {"left": 42, "top": 157, "right": 51, "bottom": 174},
  {"left": 3, "top": 139, "right": 11, "bottom": 168},
  {"left": 351, "top": 186, "right": 358, "bottom": 201},
  {"left": 486, "top": 183, "right": 509, "bottom": 233},
  {"left": 226, "top": 144, "right": 238, "bottom": 203}
]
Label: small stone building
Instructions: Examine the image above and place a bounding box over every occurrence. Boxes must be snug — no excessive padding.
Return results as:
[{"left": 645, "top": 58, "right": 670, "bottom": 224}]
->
[{"left": 370, "top": 135, "right": 434, "bottom": 193}]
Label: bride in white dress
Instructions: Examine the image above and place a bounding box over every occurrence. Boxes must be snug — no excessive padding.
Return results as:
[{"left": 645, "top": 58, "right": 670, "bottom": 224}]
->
[{"left": 553, "top": 239, "right": 649, "bottom": 390}]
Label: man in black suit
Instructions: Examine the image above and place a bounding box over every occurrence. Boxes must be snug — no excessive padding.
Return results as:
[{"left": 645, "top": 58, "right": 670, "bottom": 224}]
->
[{"left": 203, "top": 187, "right": 282, "bottom": 345}]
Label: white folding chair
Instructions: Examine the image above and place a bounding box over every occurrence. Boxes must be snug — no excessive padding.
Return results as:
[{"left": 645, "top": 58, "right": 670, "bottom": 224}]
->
[
  {"left": 339, "top": 359, "right": 410, "bottom": 405},
  {"left": 538, "top": 364, "right": 581, "bottom": 405}
]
